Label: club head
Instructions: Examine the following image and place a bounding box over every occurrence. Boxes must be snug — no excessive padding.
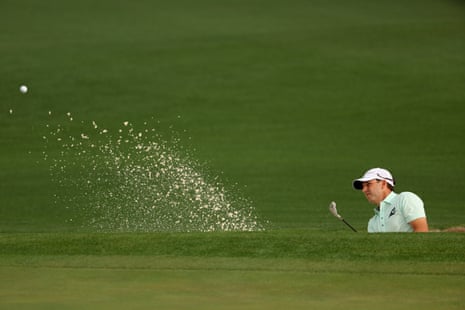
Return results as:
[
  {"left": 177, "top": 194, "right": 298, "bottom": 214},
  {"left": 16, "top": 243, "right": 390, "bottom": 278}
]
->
[{"left": 329, "top": 201, "right": 342, "bottom": 219}]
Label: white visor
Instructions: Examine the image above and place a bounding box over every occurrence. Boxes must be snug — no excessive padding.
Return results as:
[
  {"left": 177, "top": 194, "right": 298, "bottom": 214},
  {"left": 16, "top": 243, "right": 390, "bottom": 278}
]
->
[{"left": 353, "top": 168, "right": 395, "bottom": 190}]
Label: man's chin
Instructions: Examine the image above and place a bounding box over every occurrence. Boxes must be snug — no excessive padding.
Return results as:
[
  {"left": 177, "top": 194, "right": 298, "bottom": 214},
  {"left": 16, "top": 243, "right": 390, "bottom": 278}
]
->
[{"left": 365, "top": 197, "right": 377, "bottom": 205}]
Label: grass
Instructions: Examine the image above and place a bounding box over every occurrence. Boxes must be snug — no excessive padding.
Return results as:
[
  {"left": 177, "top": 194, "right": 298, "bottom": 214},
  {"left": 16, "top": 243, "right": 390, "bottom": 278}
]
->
[
  {"left": 1, "top": 232, "right": 465, "bottom": 309},
  {"left": 1, "top": 231, "right": 464, "bottom": 260},
  {"left": 2, "top": 264, "right": 463, "bottom": 310},
  {"left": 1, "top": 0, "right": 465, "bottom": 231},
  {"left": 1, "top": 0, "right": 465, "bottom": 308}
]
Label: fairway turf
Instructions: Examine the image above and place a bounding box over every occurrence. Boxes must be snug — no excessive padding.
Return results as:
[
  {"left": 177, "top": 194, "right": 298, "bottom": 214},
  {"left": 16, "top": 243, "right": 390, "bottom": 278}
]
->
[
  {"left": 2, "top": 264, "right": 463, "bottom": 310},
  {"left": 1, "top": 232, "right": 465, "bottom": 310},
  {"left": 1, "top": 0, "right": 465, "bottom": 309}
]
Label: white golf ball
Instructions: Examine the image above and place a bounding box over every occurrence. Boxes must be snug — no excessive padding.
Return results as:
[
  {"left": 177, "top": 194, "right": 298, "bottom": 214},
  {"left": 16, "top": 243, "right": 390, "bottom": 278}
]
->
[{"left": 19, "top": 85, "right": 28, "bottom": 94}]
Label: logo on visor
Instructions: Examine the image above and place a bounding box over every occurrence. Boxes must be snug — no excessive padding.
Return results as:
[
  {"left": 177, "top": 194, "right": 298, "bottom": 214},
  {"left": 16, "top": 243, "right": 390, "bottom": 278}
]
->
[{"left": 376, "top": 173, "right": 395, "bottom": 185}]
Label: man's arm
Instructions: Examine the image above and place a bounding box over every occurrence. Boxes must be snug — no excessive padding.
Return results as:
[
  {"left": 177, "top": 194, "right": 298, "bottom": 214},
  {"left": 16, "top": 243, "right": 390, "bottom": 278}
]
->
[
  {"left": 409, "top": 217, "right": 429, "bottom": 232},
  {"left": 399, "top": 192, "right": 428, "bottom": 232}
]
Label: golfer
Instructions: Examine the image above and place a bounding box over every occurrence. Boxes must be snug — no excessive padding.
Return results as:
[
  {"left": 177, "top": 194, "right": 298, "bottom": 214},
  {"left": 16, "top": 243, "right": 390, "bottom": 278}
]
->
[{"left": 353, "top": 168, "right": 429, "bottom": 233}]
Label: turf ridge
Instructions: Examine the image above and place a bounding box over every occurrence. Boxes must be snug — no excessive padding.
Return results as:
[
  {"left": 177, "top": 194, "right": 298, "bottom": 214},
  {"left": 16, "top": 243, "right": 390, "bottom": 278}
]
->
[{"left": 1, "top": 231, "right": 464, "bottom": 262}]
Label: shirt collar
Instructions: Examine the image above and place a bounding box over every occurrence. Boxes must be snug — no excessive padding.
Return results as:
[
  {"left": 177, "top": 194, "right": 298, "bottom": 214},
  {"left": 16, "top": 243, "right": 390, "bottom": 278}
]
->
[
  {"left": 373, "top": 192, "right": 397, "bottom": 214},
  {"left": 383, "top": 191, "right": 397, "bottom": 205}
]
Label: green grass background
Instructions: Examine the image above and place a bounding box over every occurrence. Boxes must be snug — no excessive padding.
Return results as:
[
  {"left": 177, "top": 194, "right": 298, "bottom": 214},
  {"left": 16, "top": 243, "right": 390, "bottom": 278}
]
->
[{"left": 1, "top": 0, "right": 465, "bottom": 308}]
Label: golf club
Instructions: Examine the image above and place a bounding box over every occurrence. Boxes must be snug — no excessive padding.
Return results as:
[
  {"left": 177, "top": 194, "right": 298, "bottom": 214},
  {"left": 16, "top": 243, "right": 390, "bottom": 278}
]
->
[{"left": 329, "top": 201, "right": 357, "bottom": 232}]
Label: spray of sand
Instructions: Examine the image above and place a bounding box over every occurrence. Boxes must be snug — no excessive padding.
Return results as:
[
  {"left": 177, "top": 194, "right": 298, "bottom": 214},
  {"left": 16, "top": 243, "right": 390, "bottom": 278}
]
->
[{"left": 41, "top": 112, "right": 266, "bottom": 232}]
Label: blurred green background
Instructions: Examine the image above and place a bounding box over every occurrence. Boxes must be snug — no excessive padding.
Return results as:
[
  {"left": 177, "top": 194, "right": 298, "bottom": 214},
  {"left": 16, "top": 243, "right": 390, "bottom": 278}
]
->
[{"left": 1, "top": 0, "right": 464, "bottom": 232}]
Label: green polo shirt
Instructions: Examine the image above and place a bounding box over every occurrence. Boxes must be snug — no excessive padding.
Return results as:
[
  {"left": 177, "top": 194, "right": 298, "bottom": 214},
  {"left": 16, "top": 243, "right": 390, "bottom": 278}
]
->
[{"left": 368, "top": 191, "right": 426, "bottom": 233}]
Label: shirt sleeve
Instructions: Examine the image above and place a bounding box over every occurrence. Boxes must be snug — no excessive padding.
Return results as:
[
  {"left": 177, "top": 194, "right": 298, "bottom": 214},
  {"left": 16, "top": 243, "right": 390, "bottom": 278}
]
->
[{"left": 398, "top": 192, "right": 426, "bottom": 223}]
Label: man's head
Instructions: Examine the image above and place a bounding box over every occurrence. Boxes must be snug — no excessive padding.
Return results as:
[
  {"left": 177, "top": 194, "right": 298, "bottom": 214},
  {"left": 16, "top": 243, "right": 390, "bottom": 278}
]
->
[{"left": 353, "top": 168, "right": 395, "bottom": 205}]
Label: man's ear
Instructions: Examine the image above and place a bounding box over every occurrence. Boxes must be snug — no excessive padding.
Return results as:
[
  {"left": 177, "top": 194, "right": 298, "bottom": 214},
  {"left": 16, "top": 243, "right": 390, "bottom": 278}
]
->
[{"left": 380, "top": 180, "right": 388, "bottom": 189}]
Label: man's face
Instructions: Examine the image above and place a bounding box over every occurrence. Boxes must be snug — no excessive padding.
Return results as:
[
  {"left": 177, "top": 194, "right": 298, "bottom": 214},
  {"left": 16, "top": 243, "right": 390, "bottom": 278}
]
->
[{"left": 361, "top": 180, "right": 385, "bottom": 205}]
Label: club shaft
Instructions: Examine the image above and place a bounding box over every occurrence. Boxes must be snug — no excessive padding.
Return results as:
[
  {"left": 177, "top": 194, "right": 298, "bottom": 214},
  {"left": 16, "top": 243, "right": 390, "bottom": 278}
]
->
[{"left": 342, "top": 219, "right": 357, "bottom": 232}]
